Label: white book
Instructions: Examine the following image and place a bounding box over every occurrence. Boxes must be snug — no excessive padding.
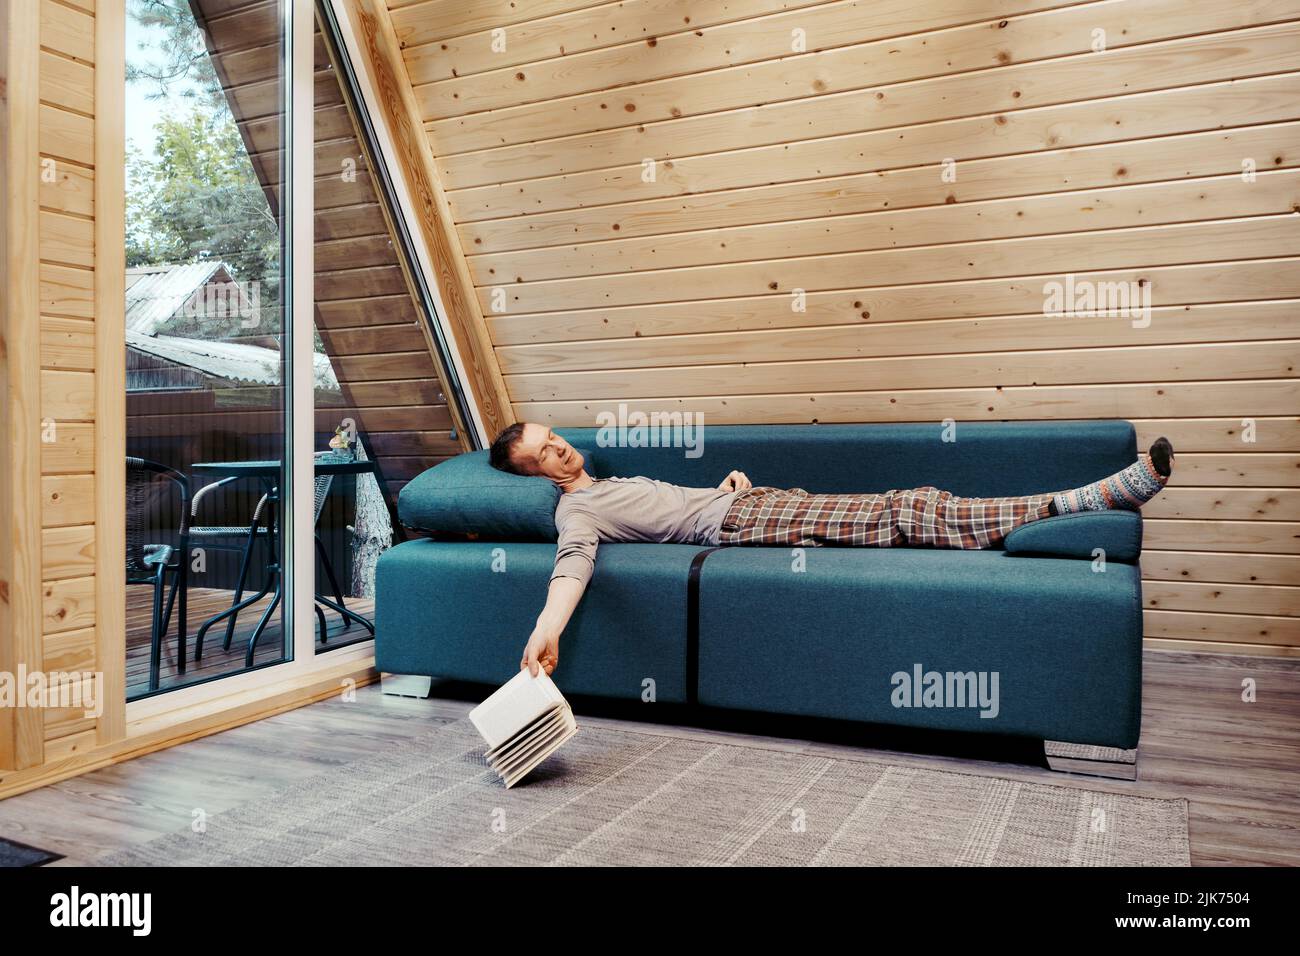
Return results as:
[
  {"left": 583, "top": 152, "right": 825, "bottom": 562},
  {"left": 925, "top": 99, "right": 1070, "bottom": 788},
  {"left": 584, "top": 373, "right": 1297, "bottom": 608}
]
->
[
  {"left": 503, "top": 717, "right": 577, "bottom": 789},
  {"left": 485, "top": 707, "right": 562, "bottom": 765},
  {"left": 468, "top": 669, "right": 579, "bottom": 788},
  {"left": 488, "top": 708, "right": 565, "bottom": 772}
]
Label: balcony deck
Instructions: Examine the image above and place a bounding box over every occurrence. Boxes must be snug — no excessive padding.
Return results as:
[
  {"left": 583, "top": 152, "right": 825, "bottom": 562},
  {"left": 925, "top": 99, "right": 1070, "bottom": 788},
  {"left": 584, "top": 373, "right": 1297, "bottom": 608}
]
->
[{"left": 126, "top": 585, "right": 375, "bottom": 700}]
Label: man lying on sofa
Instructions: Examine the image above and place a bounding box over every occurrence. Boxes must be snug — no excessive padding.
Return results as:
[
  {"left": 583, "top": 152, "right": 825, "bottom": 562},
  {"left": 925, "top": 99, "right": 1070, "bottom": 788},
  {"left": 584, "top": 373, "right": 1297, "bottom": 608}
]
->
[{"left": 489, "top": 422, "right": 1175, "bottom": 679}]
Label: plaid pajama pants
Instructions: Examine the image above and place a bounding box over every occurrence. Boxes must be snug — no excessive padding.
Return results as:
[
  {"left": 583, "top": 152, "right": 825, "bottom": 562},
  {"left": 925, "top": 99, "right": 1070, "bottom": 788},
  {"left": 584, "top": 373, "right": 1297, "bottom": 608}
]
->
[{"left": 716, "top": 485, "right": 1055, "bottom": 550}]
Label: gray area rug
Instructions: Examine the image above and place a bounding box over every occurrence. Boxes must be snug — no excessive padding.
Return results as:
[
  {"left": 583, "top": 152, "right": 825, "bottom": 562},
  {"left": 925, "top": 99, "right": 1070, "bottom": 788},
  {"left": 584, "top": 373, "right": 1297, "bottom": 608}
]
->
[{"left": 97, "top": 717, "right": 1189, "bottom": 866}]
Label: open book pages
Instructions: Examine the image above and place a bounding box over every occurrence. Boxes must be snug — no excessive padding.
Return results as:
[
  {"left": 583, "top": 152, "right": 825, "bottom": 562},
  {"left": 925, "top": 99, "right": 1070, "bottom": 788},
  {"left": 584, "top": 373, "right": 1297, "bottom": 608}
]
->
[{"left": 469, "top": 669, "right": 579, "bottom": 788}]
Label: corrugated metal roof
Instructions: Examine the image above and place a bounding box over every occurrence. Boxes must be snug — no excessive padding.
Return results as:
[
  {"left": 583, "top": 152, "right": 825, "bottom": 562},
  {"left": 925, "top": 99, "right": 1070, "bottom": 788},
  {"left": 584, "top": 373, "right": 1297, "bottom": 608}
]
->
[
  {"left": 125, "top": 262, "right": 236, "bottom": 335},
  {"left": 125, "top": 329, "right": 340, "bottom": 391}
]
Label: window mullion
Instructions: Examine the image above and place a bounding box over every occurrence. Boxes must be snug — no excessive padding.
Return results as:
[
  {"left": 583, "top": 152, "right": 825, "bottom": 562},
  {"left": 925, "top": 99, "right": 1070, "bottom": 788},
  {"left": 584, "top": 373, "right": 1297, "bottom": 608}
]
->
[{"left": 285, "top": 0, "right": 317, "bottom": 666}]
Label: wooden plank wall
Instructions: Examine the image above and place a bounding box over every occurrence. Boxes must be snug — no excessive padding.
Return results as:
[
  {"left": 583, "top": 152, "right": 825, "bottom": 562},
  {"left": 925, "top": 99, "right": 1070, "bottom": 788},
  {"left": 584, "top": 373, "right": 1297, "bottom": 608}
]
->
[
  {"left": 386, "top": 0, "right": 1300, "bottom": 657},
  {"left": 35, "top": 0, "right": 118, "bottom": 763},
  {"left": 1, "top": 0, "right": 46, "bottom": 771}
]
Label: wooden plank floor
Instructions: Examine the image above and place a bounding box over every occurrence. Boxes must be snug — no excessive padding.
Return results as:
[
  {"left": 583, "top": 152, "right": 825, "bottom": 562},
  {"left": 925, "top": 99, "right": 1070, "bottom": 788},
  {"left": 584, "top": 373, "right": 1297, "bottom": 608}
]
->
[
  {"left": 126, "top": 585, "right": 375, "bottom": 699},
  {"left": 0, "top": 648, "right": 1295, "bottom": 865}
]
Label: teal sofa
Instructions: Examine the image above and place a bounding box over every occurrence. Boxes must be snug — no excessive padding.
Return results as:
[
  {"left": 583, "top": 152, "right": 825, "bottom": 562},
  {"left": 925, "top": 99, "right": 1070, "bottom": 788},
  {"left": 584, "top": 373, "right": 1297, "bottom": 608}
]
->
[{"left": 375, "top": 421, "right": 1144, "bottom": 768}]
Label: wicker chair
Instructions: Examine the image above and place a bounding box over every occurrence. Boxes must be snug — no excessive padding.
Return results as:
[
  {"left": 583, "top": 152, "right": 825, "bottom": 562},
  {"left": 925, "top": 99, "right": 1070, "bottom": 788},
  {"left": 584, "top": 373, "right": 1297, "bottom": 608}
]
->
[{"left": 125, "top": 457, "right": 189, "bottom": 693}]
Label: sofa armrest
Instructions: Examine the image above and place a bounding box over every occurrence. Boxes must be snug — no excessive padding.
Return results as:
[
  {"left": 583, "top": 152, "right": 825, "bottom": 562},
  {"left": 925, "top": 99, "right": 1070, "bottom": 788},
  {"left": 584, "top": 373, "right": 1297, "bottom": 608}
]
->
[{"left": 1003, "top": 510, "right": 1142, "bottom": 562}]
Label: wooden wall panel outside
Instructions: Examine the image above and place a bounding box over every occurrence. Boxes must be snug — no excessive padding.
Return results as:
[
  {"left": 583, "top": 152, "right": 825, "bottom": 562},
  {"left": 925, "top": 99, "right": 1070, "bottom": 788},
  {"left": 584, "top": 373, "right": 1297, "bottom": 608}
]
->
[
  {"left": 340, "top": 0, "right": 513, "bottom": 439},
  {"left": 191, "top": 0, "right": 470, "bottom": 507}
]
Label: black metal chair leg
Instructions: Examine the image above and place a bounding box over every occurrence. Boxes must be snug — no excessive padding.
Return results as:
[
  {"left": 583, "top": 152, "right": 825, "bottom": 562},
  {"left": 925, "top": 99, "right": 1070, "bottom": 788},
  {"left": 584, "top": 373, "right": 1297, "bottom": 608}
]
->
[
  {"left": 195, "top": 575, "right": 274, "bottom": 652},
  {"left": 315, "top": 534, "right": 351, "bottom": 630},
  {"left": 160, "top": 567, "right": 179, "bottom": 642},
  {"left": 148, "top": 620, "right": 162, "bottom": 693},
  {"left": 220, "top": 520, "right": 262, "bottom": 654},
  {"left": 156, "top": 574, "right": 177, "bottom": 685},
  {"left": 244, "top": 588, "right": 282, "bottom": 667},
  {"left": 158, "top": 562, "right": 187, "bottom": 678},
  {"left": 177, "top": 538, "right": 188, "bottom": 675},
  {"left": 313, "top": 595, "right": 374, "bottom": 635},
  {"left": 315, "top": 603, "right": 328, "bottom": 643},
  {"left": 149, "top": 564, "right": 168, "bottom": 691}
]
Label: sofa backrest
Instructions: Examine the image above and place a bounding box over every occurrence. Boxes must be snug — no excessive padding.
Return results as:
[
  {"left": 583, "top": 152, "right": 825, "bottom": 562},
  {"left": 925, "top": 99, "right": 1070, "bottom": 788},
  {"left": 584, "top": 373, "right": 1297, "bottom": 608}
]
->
[{"left": 556, "top": 420, "right": 1137, "bottom": 498}]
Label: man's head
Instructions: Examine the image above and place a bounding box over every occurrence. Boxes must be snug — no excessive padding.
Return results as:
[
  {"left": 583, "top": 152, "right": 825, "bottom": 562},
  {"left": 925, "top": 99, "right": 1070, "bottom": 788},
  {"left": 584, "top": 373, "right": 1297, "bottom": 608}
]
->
[{"left": 489, "top": 422, "right": 585, "bottom": 485}]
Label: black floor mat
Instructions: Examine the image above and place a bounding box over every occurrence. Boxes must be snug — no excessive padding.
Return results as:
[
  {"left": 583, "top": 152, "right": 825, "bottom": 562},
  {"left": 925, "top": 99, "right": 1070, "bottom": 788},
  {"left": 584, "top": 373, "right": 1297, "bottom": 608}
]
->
[{"left": 0, "top": 836, "right": 63, "bottom": 867}]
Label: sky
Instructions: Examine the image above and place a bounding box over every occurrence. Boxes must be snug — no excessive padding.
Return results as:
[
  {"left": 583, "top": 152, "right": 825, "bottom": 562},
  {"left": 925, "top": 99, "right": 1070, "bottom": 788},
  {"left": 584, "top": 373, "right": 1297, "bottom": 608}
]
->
[{"left": 124, "top": 9, "right": 204, "bottom": 164}]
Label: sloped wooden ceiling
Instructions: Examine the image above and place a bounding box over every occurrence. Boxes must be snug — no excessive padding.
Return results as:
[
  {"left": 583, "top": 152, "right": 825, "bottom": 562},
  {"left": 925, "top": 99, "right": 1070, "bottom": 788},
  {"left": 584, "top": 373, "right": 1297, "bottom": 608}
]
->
[{"left": 382, "top": 0, "right": 1300, "bottom": 656}]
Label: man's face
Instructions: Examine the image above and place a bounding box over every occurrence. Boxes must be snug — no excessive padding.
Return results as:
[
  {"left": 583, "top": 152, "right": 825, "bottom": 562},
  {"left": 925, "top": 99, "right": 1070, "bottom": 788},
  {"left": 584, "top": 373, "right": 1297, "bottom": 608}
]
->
[{"left": 513, "top": 423, "right": 585, "bottom": 482}]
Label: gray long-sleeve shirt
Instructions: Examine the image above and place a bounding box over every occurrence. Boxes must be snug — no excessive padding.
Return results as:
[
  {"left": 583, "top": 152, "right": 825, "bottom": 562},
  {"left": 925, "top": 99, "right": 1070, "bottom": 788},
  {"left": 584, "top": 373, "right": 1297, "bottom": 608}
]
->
[{"left": 550, "top": 476, "right": 740, "bottom": 588}]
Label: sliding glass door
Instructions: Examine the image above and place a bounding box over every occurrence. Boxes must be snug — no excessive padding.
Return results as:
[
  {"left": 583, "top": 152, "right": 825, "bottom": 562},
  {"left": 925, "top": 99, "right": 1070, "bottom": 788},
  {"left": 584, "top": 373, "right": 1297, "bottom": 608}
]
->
[
  {"left": 122, "top": 0, "right": 471, "bottom": 706},
  {"left": 124, "top": 0, "right": 290, "bottom": 700}
]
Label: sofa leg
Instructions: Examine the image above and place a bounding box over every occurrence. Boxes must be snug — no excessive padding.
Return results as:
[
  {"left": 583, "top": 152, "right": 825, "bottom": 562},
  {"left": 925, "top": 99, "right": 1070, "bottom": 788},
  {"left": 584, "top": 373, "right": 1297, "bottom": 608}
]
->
[
  {"left": 1043, "top": 740, "right": 1138, "bottom": 781},
  {"left": 381, "top": 673, "right": 434, "bottom": 698}
]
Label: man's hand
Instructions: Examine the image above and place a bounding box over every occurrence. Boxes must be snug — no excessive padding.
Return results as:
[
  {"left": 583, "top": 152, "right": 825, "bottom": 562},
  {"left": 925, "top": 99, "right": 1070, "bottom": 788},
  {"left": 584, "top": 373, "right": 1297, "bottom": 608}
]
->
[
  {"left": 719, "top": 470, "right": 752, "bottom": 492},
  {"left": 521, "top": 622, "right": 560, "bottom": 677}
]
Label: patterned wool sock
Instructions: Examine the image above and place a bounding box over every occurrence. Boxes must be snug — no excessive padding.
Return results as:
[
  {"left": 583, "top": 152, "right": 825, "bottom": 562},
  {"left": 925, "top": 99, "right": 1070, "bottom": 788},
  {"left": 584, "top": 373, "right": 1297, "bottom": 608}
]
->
[{"left": 1051, "top": 438, "right": 1174, "bottom": 514}]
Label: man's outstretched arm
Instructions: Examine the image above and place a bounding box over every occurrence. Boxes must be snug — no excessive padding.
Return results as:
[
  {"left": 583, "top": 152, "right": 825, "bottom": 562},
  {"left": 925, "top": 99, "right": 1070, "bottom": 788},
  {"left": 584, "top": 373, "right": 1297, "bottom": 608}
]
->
[
  {"left": 522, "top": 511, "right": 598, "bottom": 677},
  {"left": 521, "top": 576, "right": 586, "bottom": 677}
]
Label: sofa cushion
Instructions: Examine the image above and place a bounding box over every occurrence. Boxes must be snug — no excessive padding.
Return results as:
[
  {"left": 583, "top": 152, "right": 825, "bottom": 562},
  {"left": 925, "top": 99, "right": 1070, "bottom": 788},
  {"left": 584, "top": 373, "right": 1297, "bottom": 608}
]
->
[
  {"left": 695, "top": 547, "right": 1143, "bottom": 748},
  {"left": 1003, "top": 510, "right": 1142, "bottom": 562},
  {"left": 397, "top": 447, "right": 594, "bottom": 539},
  {"left": 375, "top": 538, "right": 710, "bottom": 703}
]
